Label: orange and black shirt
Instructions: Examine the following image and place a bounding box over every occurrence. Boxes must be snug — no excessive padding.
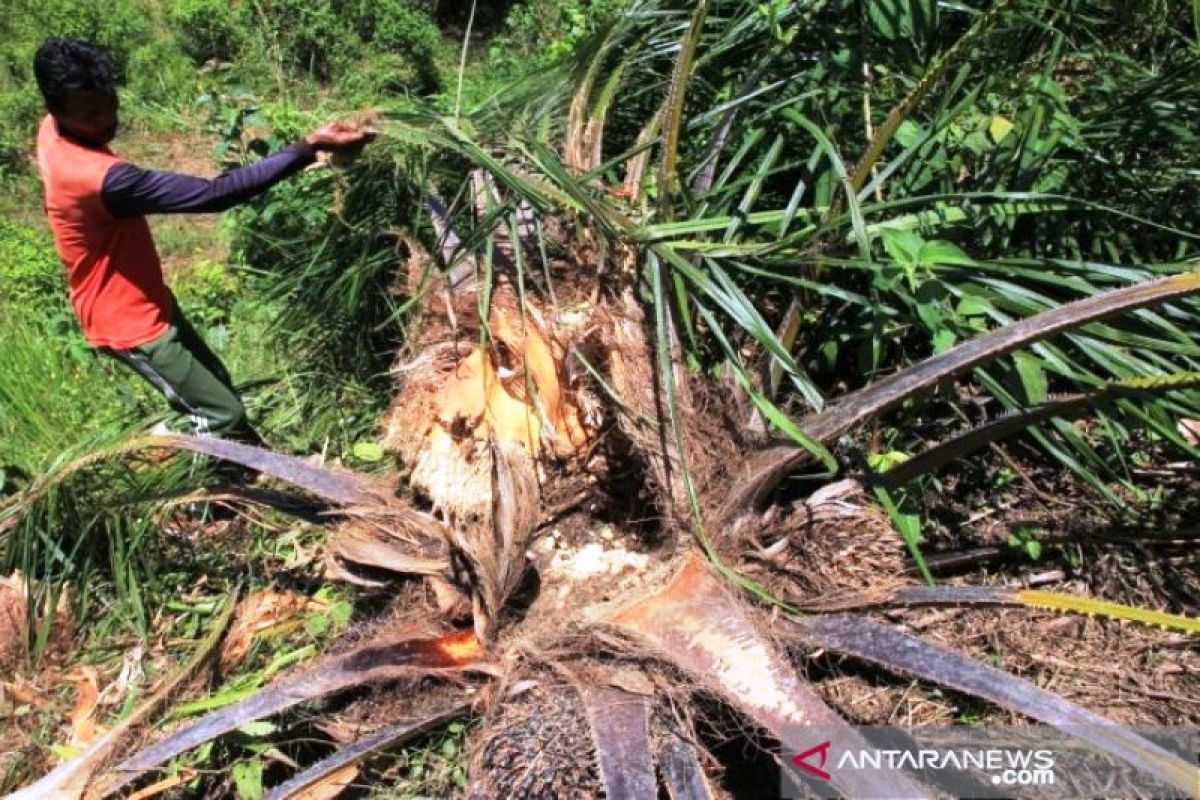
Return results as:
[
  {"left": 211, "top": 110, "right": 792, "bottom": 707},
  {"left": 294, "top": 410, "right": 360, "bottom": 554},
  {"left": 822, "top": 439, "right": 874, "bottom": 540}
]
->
[{"left": 35, "top": 115, "right": 314, "bottom": 349}]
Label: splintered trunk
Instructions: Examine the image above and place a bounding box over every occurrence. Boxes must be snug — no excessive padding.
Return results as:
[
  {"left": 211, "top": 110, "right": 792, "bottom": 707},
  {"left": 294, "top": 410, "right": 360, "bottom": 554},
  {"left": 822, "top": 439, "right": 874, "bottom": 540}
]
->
[{"left": 379, "top": 240, "right": 596, "bottom": 640}]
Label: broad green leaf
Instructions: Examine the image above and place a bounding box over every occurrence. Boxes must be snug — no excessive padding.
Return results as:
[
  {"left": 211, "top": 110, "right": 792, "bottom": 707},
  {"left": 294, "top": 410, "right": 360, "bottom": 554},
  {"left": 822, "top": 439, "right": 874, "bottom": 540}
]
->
[
  {"left": 236, "top": 721, "right": 278, "bottom": 738},
  {"left": 881, "top": 228, "right": 923, "bottom": 266},
  {"left": 988, "top": 114, "right": 1014, "bottom": 143},
  {"left": 233, "top": 758, "right": 264, "bottom": 800},
  {"left": 916, "top": 239, "right": 973, "bottom": 267},
  {"left": 351, "top": 442, "right": 385, "bottom": 462}
]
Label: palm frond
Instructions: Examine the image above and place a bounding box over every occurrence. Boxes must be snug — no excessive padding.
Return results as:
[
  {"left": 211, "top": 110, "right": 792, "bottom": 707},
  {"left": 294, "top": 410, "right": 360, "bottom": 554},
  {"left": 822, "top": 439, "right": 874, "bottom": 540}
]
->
[
  {"left": 608, "top": 556, "right": 936, "bottom": 799},
  {"left": 583, "top": 687, "right": 658, "bottom": 800},
  {"left": 792, "top": 613, "right": 1199, "bottom": 796},
  {"left": 98, "top": 630, "right": 484, "bottom": 797},
  {"left": 262, "top": 702, "right": 470, "bottom": 800}
]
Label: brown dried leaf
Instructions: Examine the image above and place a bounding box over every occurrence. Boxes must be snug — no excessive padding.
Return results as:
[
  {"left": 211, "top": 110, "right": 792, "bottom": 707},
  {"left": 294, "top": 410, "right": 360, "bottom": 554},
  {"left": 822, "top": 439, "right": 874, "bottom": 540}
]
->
[
  {"left": 3, "top": 678, "right": 49, "bottom": 708},
  {"left": 69, "top": 666, "right": 103, "bottom": 747},
  {"left": 289, "top": 764, "right": 360, "bottom": 800},
  {"left": 220, "top": 590, "right": 317, "bottom": 670},
  {"left": 0, "top": 572, "right": 29, "bottom": 672},
  {"left": 313, "top": 718, "right": 361, "bottom": 745},
  {"left": 124, "top": 768, "right": 196, "bottom": 800},
  {"left": 43, "top": 588, "right": 77, "bottom": 668}
]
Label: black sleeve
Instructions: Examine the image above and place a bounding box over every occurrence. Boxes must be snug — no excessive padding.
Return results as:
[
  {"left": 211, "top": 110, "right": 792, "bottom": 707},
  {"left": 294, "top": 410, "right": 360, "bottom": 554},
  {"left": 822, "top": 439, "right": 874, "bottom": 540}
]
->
[{"left": 100, "top": 140, "right": 317, "bottom": 218}]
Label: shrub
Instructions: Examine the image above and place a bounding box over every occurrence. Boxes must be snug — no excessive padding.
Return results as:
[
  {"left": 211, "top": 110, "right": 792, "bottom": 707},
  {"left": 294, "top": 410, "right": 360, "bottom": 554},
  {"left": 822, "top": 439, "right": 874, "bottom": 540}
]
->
[
  {"left": 125, "top": 38, "right": 197, "bottom": 109},
  {"left": 0, "top": 0, "right": 194, "bottom": 173},
  {"left": 230, "top": 0, "right": 444, "bottom": 93},
  {"left": 370, "top": 0, "right": 443, "bottom": 60},
  {"left": 13, "top": 0, "right": 157, "bottom": 76},
  {"left": 0, "top": 220, "right": 65, "bottom": 308},
  {"left": 0, "top": 91, "right": 41, "bottom": 181},
  {"left": 172, "top": 257, "right": 241, "bottom": 329},
  {"left": 169, "top": 0, "right": 246, "bottom": 65},
  {"left": 241, "top": 0, "right": 357, "bottom": 82},
  {"left": 361, "top": 0, "right": 443, "bottom": 94}
]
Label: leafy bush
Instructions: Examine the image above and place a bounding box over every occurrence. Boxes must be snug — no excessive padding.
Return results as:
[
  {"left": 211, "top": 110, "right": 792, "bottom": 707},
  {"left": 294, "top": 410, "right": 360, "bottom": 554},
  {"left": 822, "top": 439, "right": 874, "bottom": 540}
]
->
[
  {"left": 0, "top": 0, "right": 192, "bottom": 173},
  {"left": 486, "top": 0, "right": 627, "bottom": 71},
  {"left": 355, "top": 0, "right": 443, "bottom": 95},
  {"left": 173, "top": 258, "right": 242, "bottom": 328},
  {"left": 124, "top": 37, "right": 197, "bottom": 108},
  {"left": 0, "top": 220, "right": 68, "bottom": 312},
  {"left": 371, "top": 0, "right": 443, "bottom": 56},
  {"left": 233, "top": 0, "right": 445, "bottom": 94},
  {"left": 7, "top": 0, "right": 156, "bottom": 75},
  {"left": 242, "top": 0, "right": 355, "bottom": 82},
  {"left": 168, "top": 0, "right": 246, "bottom": 65},
  {"left": 228, "top": 141, "right": 422, "bottom": 448},
  {"left": 0, "top": 90, "right": 42, "bottom": 181}
]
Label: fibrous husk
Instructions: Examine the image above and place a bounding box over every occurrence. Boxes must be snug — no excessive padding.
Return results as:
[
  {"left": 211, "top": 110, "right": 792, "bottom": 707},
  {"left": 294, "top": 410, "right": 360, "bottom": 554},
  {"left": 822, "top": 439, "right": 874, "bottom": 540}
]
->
[
  {"left": 467, "top": 679, "right": 602, "bottom": 800},
  {"left": 383, "top": 277, "right": 595, "bottom": 639},
  {"left": 325, "top": 511, "right": 451, "bottom": 586},
  {"left": 604, "top": 288, "right": 745, "bottom": 530},
  {"left": 386, "top": 286, "right": 589, "bottom": 493},
  {"left": 736, "top": 479, "right": 909, "bottom": 609}
]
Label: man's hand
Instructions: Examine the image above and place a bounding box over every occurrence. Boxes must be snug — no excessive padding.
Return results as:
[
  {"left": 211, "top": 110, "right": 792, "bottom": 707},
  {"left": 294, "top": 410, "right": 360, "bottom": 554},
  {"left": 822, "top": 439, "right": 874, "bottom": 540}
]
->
[{"left": 304, "top": 122, "right": 376, "bottom": 152}]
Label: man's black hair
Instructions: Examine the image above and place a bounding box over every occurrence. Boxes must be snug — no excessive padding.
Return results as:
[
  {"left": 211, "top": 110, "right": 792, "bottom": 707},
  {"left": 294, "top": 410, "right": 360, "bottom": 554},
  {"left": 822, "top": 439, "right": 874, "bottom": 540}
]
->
[{"left": 33, "top": 38, "right": 117, "bottom": 112}]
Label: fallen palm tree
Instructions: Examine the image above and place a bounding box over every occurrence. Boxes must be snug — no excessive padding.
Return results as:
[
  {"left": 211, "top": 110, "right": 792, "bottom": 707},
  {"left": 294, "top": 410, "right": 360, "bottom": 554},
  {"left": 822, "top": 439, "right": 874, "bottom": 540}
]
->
[
  {"left": 24, "top": 220, "right": 1198, "bottom": 800},
  {"left": 10, "top": 1, "right": 1200, "bottom": 797}
]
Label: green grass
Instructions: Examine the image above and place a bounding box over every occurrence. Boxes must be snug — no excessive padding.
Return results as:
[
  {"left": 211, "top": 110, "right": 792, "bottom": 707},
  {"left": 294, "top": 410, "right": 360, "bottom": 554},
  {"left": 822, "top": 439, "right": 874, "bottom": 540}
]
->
[{"left": 370, "top": 720, "right": 473, "bottom": 798}]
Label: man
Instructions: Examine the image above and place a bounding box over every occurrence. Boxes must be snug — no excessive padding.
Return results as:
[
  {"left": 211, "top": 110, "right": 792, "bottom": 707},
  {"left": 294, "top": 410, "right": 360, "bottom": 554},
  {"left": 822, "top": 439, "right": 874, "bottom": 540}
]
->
[{"left": 33, "top": 37, "right": 371, "bottom": 445}]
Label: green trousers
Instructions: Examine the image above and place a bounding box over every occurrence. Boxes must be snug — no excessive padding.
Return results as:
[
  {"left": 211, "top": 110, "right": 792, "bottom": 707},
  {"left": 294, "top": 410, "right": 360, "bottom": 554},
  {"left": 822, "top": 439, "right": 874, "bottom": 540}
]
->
[{"left": 102, "top": 305, "right": 262, "bottom": 444}]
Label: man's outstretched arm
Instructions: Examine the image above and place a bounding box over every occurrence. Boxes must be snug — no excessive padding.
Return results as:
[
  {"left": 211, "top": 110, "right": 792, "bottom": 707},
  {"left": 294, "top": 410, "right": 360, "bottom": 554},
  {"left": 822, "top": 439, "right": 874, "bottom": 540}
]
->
[
  {"left": 100, "top": 123, "right": 372, "bottom": 218},
  {"left": 101, "top": 140, "right": 317, "bottom": 217}
]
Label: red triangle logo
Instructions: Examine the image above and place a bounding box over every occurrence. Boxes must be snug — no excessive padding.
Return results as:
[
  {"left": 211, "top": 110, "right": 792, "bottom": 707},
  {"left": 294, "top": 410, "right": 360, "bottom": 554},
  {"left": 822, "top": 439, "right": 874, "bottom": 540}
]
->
[{"left": 791, "top": 741, "right": 832, "bottom": 781}]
